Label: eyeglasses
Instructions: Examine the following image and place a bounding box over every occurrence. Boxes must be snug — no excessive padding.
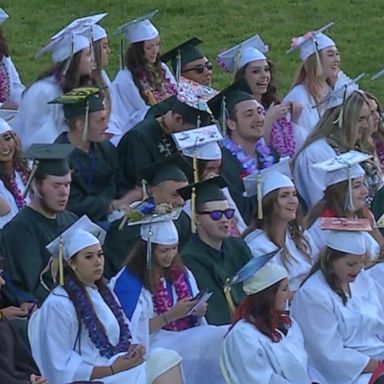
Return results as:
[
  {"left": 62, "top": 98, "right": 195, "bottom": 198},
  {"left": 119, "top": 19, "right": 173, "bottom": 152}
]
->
[
  {"left": 198, "top": 208, "right": 235, "bottom": 221},
  {"left": 183, "top": 62, "right": 213, "bottom": 74}
]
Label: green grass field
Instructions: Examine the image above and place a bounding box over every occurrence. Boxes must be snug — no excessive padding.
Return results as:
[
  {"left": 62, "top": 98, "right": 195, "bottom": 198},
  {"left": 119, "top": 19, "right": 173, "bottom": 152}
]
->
[{"left": 2, "top": 0, "right": 384, "bottom": 100}]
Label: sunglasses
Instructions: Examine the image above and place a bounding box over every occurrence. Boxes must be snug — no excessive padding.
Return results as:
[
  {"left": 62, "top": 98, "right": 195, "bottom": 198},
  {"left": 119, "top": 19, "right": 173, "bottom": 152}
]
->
[
  {"left": 183, "top": 62, "right": 213, "bottom": 74},
  {"left": 198, "top": 208, "right": 235, "bottom": 221}
]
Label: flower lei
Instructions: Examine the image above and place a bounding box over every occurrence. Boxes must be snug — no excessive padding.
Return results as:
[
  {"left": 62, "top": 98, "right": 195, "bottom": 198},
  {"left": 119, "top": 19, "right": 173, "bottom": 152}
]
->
[
  {"left": 0, "top": 61, "right": 10, "bottom": 103},
  {"left": 152, "top": 269, "right": 196, "bottom": 331},
  {"left": 65, "top": 276, "right": 132, "bottom": 358},
  {"left": 374, "top": 136, "right": 384, "bottom": 172},
  {"left": 7, "top": 168, "right": 30, "bottom": 210},
  {"left": 270, "top": 117, "right": 296, "bottom": 158},
  {"left": 222, "top": 136, "right": 275, "bottom": 178}
]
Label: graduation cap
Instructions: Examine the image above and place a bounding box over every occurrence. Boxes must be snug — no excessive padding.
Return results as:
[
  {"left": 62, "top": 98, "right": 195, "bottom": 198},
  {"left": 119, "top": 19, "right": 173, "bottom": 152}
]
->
[
  {"left": 182, "top": 141, "right": 222, "bottom": 161},
  {"left": 161, "top": 37, "right": 204, "bottom": 81},
  {"left": 222, "top": 248, "right": 284, "bottom": 312},
  {"left": 326, "top": 229, "right": 368, "bottom": 255},
  {"left": 22, "top": 144, "right": 74, "bottom": 197},
  {"left": 207, "top": 79, "right": 255, "bottom": 134},
  {"left": 0, "top": 117, "right": 12, "bottom": 135},
  {"left": 216, "top": 34, "right": 269, "bottom": 73},
  {"left": 313, "top": 151, "right": 370, "bottom": 210},
  {"left": 242, "top": 157, "right": 293, "bottom": 219},
  {"left": 49, "top": 86, "right": 105, "bottom": 141},
  {"left": 287, "top": 22, "right": 335, "bottom": 61},
  {"left": 45, "top": 215, "right": 106, "bottom": 285},
  {"left": 0, "top": 8, "right": 9, "bottom": 25}
]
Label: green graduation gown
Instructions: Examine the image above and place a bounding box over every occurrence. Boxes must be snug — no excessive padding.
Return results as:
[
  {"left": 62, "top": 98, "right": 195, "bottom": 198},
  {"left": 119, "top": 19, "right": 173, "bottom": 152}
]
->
[
  {"left": 1, "top": 207, "right": 77, "bottom": 304},
  {"left": 55, "top": 133, "right": 129, "bottom": 222},
  {"left": 117, "top": 117, "right": 178, "bottom": 185},
  {"left": 181, "top": 234, "right": 251, "bottom": 325},
  {"left": 103, "top": 211, "right": 192, "bottom": 278}
]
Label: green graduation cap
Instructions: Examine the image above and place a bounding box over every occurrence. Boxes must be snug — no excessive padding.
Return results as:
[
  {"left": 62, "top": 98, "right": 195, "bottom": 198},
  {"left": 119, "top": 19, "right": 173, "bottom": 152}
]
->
[
  {"left": 207, "top": 79, "right": 255, "bottom": 132},
  {"left": 160, "top": 37, "right": 204, "bottom": 80},
  {"left": 22, "top": 144, "right": 74, "bottom": 197},
  {"left": 49, "top": 86, "right": 105, "bottom": 120},
  {"left": 145, "top": 95, "right": 178, "bottom": 119}
]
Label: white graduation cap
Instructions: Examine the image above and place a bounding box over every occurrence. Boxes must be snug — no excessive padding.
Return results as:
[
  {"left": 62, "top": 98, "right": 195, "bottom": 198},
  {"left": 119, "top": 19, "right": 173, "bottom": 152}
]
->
[
  {"left": 287, "top": 22, "right": 335, "bottom": 61},
  {"left": 91, "top": 24, "right": 107, "bottom": 42},
  {"left": 0, "top": 8, "right": 9, "bottom": 25},
  {"left": 0, "top": 117, "right": 12, "bottom": 135},
  {"left": 326, "top": 230, "right": 367, "bottom": 255},
  {"left": 182, "top": 141, "right": 222, "bottom": 161},
  {"left": 216, "top": 34, "right": 269, "bottom": 73},
  {"left": 372, "top": 68, "right": 384, "bottom": 81},
  {"left": 114, "top": 10, "right": 159, "bottom": 43}
]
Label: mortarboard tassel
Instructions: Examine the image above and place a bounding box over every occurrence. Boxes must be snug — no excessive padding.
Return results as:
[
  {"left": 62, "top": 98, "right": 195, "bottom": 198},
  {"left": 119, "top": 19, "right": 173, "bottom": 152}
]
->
[
  {"left": 119, "top": 38, "right": 125, "bottom": 70},
  {"left": 234, "top": 47, "right": 241, "bottom": 74},
  {"left": 196, "top": 114, "right": 201, "bottom": 129},
  {"left": 176, "top": 49, "right": 182, "bottom": 84},
  {"left": 313, "top": 38, "right": 323, "bottom": 79},
  {"left": 82, "top": 100, "right": 90, "bottom": 142},
  {"left": 191, "top": 151, "right": 199, "bottom": 234},
  {"left": 221, "top": 95, "right": 227, "bottom": 136},
  {"left": 224, "top": 279, "right": 236, "bottom": 316},
  {"left": 63, "top": 34, "right": 75, "bottom": 75},
  {"left": 344, "top": 164, "right": 355, "bottom": 212},
  {"left": 90, "top": 30, "right": 97, "bottom": 71},
  {"left": 23, "top": 160, "right": 39, "bottom": 199},
  {"left": 58, "top": 236, "right": 64, "bottom": 286},
  {"left": 146, "top": 226, "right": 153, "bottom": 269},
  {"left": 141, "top": 178, "right": 149, "bottom": 200},
  {"left": 257, "top": 172, "right": 263, "bottom": 220}
]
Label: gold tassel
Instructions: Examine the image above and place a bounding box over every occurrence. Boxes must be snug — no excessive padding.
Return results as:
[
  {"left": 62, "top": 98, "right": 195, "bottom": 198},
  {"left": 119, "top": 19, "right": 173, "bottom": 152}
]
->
[
  {"left": 257, "top": 172, "right": 263, "bottom": 220},
  {"left": 23, "top": 160, "right": 39, "bottom": 198},
  {"left": 58, "top": 236, "right": 64, "bottom": 286},
  {"left": 313, "top": 38, "right": 323, "bottom": 78},
  {"left": 82, "top": 100, "right": 89, "bottom": 142},
  {"left": 224, "top": 280, "right": 236, "bottom": 317},
  {"left": 191, "top": 152, "right": 199, "bottom": 234}
]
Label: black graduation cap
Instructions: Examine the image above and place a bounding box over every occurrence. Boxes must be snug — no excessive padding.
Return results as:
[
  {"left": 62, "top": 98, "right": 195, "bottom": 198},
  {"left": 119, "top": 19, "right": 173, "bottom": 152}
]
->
[
  {"left": 22, "top": 144, "right": 74, "bottom": 197},
  {"left": 177, "top": 175, "right": 227, "bottom": 210},
  {"left": 161, "top": 37, "right": 204, "bottom": 75},
  {"left": 137, "top": 153, "right": 192, "bottom": 186},
  {"left": 49, "top": 86, "right": 105, "bottom": 120},
  {"left": 207, "top": 78, "right": 254, "bottom": 121},
  {"left": 145, "top": 95, "right": 178, "bottom": 119}
]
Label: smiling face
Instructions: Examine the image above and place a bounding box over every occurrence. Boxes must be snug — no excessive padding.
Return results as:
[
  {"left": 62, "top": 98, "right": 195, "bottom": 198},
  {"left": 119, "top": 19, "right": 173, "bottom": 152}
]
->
[
  {"left": 69, "top": 243, "right": 104, "bottom": 286},
  {"left": 153, "top": 242, "right": 178, "bottom": 270},
  {"left": 0, "top": 131, "right": 16, "bottom": 163},
  {"left": 144, "top": 36, "right": 160, "bottom": 64},
  {"left": 182, "top": 57, "right": 213, "bottom": 86},
  {"left": 243, "top": 59, "right": 271, "bottom": 100},
  {"left": 273, "top": 187, "right": 299, "bottom": 223},
  {"left": 320, "top": 45, "right": 340, "bottom": 81},
  {"left": 351, "top": 176, "right": 368, "bottom": 212}
]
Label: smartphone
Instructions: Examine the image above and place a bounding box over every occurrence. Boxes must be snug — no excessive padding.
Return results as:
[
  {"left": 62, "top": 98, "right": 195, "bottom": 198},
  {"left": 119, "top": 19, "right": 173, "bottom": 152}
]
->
[{"left": 192, "top": 288, "right": 208, "bottom": 302}]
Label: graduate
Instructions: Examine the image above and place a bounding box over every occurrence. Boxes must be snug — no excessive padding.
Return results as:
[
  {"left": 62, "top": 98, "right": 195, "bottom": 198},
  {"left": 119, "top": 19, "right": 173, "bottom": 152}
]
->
[
  {"left": 208, "top": 82, "right": 279, "bottom": 224},
  {"left": 294, "top": 85, "right": 370, "bottom": 209},
  {"left": 0, "top": 118, "right": 31, "bottom": 228},
  {"left": 111, "top": 218, "right": 227, "bottom": 384},
  {"left": 221, "top": 261, "right": 313, "bottom": 384},
  {"left": 283, "top": 23, "right": 341, "bottom": 136},
  {"left": 53, "top": 86, "right": 140, "bottom": 224},
  {"left": 292, "top": 229, "right": 384, "bottom": 384},
  {"left": 217, "top": 34, "right": 304, "bottom": 157},
  {"left": 117, "top": 94, "right": 211, "bottom": 186},
  {"left": 1, "top": 143, "right": 77, "bottom": 304},
  {"left": 179, "top": 177, "right": 252, "bottom": 325},
  {"left": 29, "top": 216, "right": 184, "bottom": 384},
  {"left": 11, "top": 15, "right": 101, "bottom": 149},
  {"left": 0, "top": 8, "right": 25, "bottom": 109},
  {"left": 112, "top": 11, "right": 177, "bottom": 133},
  {"left": 306, "top": 151, "right": 382, "bottom": 259},
  {"left": 161, "top": 37, "right": 213, "bottom": 86},
  {"left": 103, "top": 154, "right": 192, "bottom": 278},
  {"left": 243, "top": 160, "right": 318, "bottom": 291}
]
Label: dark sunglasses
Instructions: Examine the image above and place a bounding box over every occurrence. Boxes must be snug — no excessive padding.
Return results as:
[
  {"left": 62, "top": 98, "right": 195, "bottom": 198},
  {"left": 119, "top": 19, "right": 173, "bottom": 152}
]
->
[
  {"left": 183, "top": 62, "right": 213, "bottom": 74},
  {"left": 198, "top": 208, "right": 235, "bottom": 221}
]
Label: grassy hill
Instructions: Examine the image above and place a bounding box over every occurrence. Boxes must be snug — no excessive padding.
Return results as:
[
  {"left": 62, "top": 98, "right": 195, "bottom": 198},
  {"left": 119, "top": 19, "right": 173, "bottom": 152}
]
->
[{"left": 2, "top": 0, "right": 384, "bottom": 100}]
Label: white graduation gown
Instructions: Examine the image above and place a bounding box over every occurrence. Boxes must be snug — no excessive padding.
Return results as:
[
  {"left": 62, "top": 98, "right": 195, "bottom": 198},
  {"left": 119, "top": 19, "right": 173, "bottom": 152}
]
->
[
  {"left": 308, "top": 218, "right": 380, "bottom": 261},
  {"left": 28, "top": 286, "right": 179, "bottom": 384},
  {"left": 0, "top": 171, "right": 29, "bottom": 228},
  {"left": 221, "top": 319, "right": 312, "bottom": 384},
  {"left": 11, "top": 75, "right": 67, "bottom": 150},
  {"left": 293, "top": 138, "right": 336, "bottom": 208},
  {"left": 111, "top": 63, "right": 176, "bottom": 133},
  {"left": 110, "top": 268, "right": 227, "bottom": 384},
  {"left": 291, "top": 270, "right": 384, "bottom": 384},
  {"left": 244, "top": 228, "right": 319, "bottom": 291},
  {"left": 1, "top": 56, "right": 25, "bottom": 106}
]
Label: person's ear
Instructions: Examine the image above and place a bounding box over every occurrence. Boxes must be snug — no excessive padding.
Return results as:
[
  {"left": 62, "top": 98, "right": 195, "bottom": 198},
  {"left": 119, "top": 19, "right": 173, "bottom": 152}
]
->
[{"left": 227, "top": 118, "right": 237, "bottom": 132}]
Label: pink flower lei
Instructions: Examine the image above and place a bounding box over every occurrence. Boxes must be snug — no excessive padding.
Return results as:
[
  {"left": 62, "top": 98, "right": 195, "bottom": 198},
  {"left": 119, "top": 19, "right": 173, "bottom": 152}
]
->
[
  {"left": 0, "top": 61, "right": 10, "bottom": 103},
  {"left": 152, "top": 269, "right": 197, "bottom": 331}
]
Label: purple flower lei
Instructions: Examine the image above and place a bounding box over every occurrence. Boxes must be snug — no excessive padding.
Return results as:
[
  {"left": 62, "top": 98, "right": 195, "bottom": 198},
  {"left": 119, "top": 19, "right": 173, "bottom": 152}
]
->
[
  {"left": 222, "top": 136, "right": 275, "bottom": 176},
  {"left": 66, "top": 276, "right": 131, "bottom": 359},
  {"left": 0, "top": 61, "right": 10, "bottom": 103}
]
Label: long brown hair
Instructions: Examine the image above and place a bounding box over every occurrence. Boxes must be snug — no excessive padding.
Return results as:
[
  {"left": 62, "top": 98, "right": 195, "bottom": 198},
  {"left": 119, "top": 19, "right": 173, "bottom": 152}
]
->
[
  {"left": 243, "top": 189, "right": 312, "bottom": 267},
  {"left": 125, "top": 240, "right": 186, "bottom": 293},
  {"left": 125, "top": 42, "right": 164, "bottom": 104}
]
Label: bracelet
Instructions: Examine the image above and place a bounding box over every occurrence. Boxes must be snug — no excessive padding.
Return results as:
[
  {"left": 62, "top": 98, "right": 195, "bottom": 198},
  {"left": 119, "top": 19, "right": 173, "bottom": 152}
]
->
[
  {"left": 110, "top": 365, "right": 115, "bottom": 375},
  {"left": 162, "top": 312, "right": 169, "bottom": 325}
]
